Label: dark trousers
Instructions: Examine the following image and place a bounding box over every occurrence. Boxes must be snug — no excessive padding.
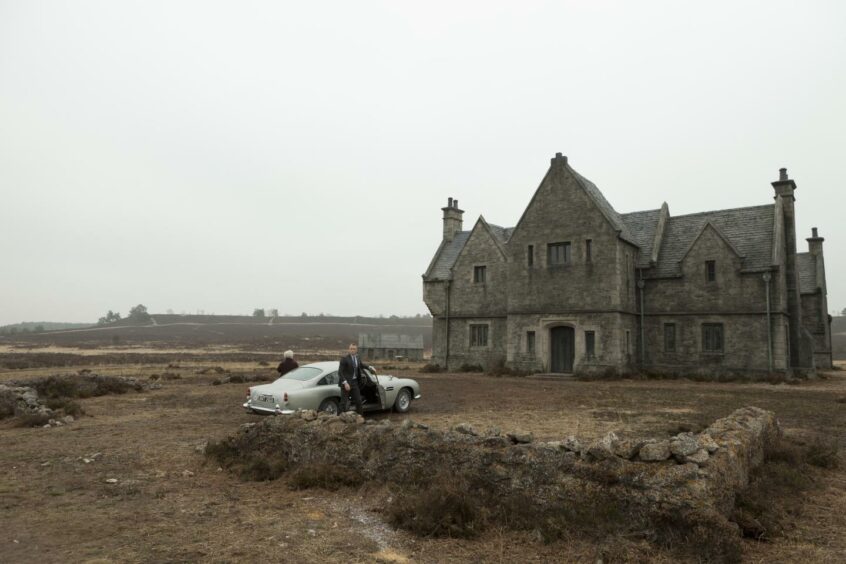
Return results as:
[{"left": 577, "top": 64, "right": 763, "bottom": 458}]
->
[{"left": 340, "top": 383, "right": 363, "bottom": 414}]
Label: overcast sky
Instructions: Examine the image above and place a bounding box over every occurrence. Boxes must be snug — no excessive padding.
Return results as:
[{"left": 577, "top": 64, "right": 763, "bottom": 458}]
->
[{"left": 1, "top": 0, "right": 844, "bottom": 325}]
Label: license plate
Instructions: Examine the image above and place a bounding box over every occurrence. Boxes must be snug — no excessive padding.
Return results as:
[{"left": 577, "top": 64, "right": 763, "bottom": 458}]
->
[{"left": 259, "top": 394, "right": 274, "bottom": 403}]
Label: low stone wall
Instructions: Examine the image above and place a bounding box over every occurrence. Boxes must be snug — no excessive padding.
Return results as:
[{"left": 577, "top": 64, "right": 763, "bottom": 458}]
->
[{"left": 213, "top": 406, "right": 780, "bottom": 559}]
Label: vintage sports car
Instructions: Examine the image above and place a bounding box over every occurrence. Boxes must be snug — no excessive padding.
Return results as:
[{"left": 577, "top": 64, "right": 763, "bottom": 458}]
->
[{"left": 243, "top": 361, "right": 421, "bottom": 416}]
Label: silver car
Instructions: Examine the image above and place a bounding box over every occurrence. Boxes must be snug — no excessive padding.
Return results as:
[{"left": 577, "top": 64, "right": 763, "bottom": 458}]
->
[{"left": 243, "top": 361, "right": 421, "bottom": 416}]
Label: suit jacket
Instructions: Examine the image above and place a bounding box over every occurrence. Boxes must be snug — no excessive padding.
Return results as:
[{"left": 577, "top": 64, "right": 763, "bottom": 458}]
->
[{"left": 338, "top": 354, "right": 371, "bottom": 386}]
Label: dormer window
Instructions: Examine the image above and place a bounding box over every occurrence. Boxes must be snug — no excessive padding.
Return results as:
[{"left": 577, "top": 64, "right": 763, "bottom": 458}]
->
[
  {"left": 705, "top": 260, "right": 716, "bottom": 282},
  {"left": 473, "top": 265, "right": 487, "bottom": 283},
  {"left": 547, "top": 242, "right": 571, "bottom": 267}
]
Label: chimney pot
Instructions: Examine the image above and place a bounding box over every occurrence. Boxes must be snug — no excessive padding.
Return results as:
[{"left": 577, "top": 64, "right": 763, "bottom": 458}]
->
[
  {"left": 779, "top": 168, "right": 788, "bottom": 181},
  {"left": 448, "top": 197, "right": 453, "bottom": 207},
  {"left": 812, "top": 227, "right": 818, "bottom": 238},
  {"left": 453, "top": 199, "right": 458, "bottom": 209}
]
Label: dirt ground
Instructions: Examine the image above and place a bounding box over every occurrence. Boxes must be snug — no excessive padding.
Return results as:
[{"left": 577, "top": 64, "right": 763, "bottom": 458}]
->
[{"left": 2, "top": 353, "right": 845, "bottom": 563}]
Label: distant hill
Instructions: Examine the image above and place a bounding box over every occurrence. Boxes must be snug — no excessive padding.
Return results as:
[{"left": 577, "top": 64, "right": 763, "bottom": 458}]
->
[
  {"left": 0, "top": 313, "right": 433, "bottom": 352},
  {"left": 0, "top": 322, "right": 92, "bottom": 335}
]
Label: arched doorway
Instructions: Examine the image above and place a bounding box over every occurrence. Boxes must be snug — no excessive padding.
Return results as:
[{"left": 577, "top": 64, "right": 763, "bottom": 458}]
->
[{"left": 550, "top": 326, "right": 575, "bottom": 373}]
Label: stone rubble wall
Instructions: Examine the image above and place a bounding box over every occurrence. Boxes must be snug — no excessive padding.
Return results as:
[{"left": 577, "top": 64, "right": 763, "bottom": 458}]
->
[{"left": 225, "top": 406, "right": 780, "bottom": 527}]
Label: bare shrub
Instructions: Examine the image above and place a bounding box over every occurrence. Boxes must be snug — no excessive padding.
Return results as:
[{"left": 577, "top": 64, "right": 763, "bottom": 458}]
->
[
  {"left": 420, "top": 363, "right": 442, "bottom": 373},
  {"left": 45, "top": 398, "right": 84, "bottom": 418},
  {"left": 14, "top": 412, "right": 52, "bottom": 428},
  {"left": 288, "top": 463, "right": 363, "bottom": 491},
  {"left": 806, "top": 440, "right": 840, "bottom": 469},
  {"left": 386, "top": 475, "right": 483, "bottom": 538}
]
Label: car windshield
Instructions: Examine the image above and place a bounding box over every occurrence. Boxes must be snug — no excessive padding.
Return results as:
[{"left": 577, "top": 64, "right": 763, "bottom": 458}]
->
[{"left": 277, "top": 367, "right": 323, "bottom": 382}]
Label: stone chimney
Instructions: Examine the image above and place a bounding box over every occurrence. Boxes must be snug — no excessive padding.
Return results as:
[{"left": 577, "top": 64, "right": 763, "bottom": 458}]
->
[
  {"left": 807, "top": 227, "right": 824, "bottom": 256},
  {"left": 442, "top": 197, "right": 464, "bottom": 242},
  {"left": 772, "top": 167, "right": 796, "bottom": 201},
  {"left": 550, "top": 152, "right": 568, "bottom": 167}
]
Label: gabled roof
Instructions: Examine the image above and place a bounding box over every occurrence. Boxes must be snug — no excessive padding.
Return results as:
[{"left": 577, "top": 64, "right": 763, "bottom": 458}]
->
[
  {"left": 797, "top": 253, "right": 817, "bottom": 294},
  {"left": 424, "top": 231, "right": 470, "bottom": 280},
  {"left": 620, "top": 209, "right": 662, "bottom": 268},
  {"left": 678, "top": 222, "right": 745, "bottom": 263},
  {"left": 423, "top": 219, "right": 513, "bottom": 281},
  {"left": 647, "top": 204, "right": 775, "bottom": 278},
  {"left": 569, "top": 168, "right": 637, "bottom": 245}
]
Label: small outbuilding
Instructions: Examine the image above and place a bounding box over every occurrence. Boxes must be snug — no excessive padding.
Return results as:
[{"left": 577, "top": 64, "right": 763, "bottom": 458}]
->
[{"left": 358, "top": 333, "right": 424, "bottom": 361}]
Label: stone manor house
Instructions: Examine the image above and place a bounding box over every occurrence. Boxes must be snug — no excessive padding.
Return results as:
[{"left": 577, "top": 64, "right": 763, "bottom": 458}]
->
[{"left": 422, "top": 153, "right": 832, "bottom": 375}]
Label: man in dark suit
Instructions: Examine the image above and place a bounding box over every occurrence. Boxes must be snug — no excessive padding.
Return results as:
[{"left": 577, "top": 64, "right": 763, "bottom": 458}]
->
[{"left": 338, "top": 343, "right": 372, "bottom": 414}]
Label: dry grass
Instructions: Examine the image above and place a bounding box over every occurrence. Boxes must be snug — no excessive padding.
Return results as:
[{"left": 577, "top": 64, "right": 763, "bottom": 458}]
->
[{"left": 1, "top": 350, "right": 846, "bottom": 562}]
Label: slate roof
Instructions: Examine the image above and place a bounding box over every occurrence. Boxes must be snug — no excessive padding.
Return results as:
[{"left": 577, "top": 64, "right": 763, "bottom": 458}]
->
[
  {"left": 425, "top": 231, "right": 470, "bottom": 280},
  {"left": 797, "top": 253, "right": 817, "bottom": 294},
  {"left": 647, "top": 204, "right": 775, "bottom": 278},
  {"left": 570, "top": 168, "right": 637, "bottom": 245},
  {"left": 620, "top": 209, "right": 662, "bottom": 268},
  {"left": 424, "top": 165, "right": 779, "bottom": 282},
  {"left": 424, "top": 222, "right": 514, "bottom": 281}
]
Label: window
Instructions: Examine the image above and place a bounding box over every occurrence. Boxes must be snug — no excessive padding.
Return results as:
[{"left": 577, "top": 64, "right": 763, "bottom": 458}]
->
[
  {"left": 470, "top": 324, "right": 488, "bottom": 347},
  {"left": 527, "top": 245, "right": 534, "bottom": 267},
  {"left": 585, "top": 331, "right": 595, "bottom": 359},
  {"left": 547, "top": 242, "right": 571, "bottom": 266},
  {"left": 664, "top": 323, "right": 676, "bottom": 352},
  {"left": 625, "top": 330, "right": 631, "bottom": 355},
  {"left": 702, "top": 323, "right": 724, "bottom": 353},
  {"left": 526, "top": 331, "right": 536, "bottom": 355},
  {"left": 585, "top": 239, "right": 592, "bottom": 263},
  {"left": 318, "top": 371, "right": 339, "bottom": 386},
  {"left": 706, "top": 260, "right": 716, "bottom": 282},
  {"left": 473, "top": 265, "right": 486, "bottom": 283}
]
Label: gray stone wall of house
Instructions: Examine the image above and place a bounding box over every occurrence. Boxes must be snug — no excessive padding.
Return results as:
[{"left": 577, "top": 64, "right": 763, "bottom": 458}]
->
[{"left": 422, "top": 154, "right": 831, "bottom": 377}]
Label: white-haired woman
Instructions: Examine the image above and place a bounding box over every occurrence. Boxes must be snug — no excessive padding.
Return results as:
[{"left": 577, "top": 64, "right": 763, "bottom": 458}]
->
[{"left": 276, "top": 350, "right": 299, "bottom": 376}]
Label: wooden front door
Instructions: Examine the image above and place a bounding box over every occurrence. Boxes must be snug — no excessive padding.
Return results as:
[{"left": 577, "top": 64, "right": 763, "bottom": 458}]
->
[{"left": 550, "top": 326, "right": 575, "bottom": 373}]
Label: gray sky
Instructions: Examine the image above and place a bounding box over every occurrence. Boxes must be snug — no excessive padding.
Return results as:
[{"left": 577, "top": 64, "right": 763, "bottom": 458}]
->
[{"left": 1, "top": 0, "right": 844, "bottom": 325}]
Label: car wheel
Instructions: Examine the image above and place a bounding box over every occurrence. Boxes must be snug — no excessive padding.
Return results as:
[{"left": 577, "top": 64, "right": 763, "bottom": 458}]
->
[
  {"left": 318, "top": 398, "right": 340, "bottom": 416},
  {"left": 393, "top": 388, "right": 412, "bottom": 413}
]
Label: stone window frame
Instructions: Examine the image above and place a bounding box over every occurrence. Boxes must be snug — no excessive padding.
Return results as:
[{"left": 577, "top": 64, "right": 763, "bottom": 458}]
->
[
  {"left": 472, "top": 265, "right": 487, "bottom": 284},
  {"left": 701, "top": 323, "right": 725, "bottom": 354},
  {"left": 663, "top": 323, "right": 677, "bottom": 353},
  {"left": 547, "top": 241, "right": 572, "bottom": 268},
  {"left": 469, "top": 322, "right": 490, "bottom": 349},
  {"left": 705, "top": 260, "right": 716, "bottom": 283},
  {"left": 526, "top": 330, "right": 536, "bottom": 355},
  {"left": 584, "top": 330, "right": 596, "bottom": 360}
]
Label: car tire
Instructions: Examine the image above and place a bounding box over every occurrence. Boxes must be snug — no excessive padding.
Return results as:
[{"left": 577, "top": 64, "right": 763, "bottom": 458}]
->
[
  {"left": 393, "top": 388, "right": 412, "bottom": 413},
  {"left": 318, "top": 398, "right": 340, "bottom": 416}
]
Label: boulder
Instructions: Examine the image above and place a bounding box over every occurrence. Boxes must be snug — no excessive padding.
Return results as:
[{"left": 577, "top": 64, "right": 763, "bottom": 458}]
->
[
  {"left": 698, "top": 433, "right": 719, "bottom": 453},
  {"left": 299, "top": 410, "right": 318, "bottom": 422},
  {"left": 613, "top": 438, "right": 646, "bottom": 460},
  {"left": 638, "top": 440, "right": 671, "bottom": 461},
  {"left": 587, "top": 432, "right": 619, "bottom": 460},
  {"left": 507, "top": 431, "right": 534, "bottom": 444},
  {"left": 453, "top": 423, "right": 478, "bottom": 436},
  {"left": 669, "top": 432, "right": 700, "bottom": 458},
  {"left": 562, "top": 435, "right": 582, "bottom": 453},
  {"left": 685, "top": 449, "right": 710, "bottom": 465}
]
